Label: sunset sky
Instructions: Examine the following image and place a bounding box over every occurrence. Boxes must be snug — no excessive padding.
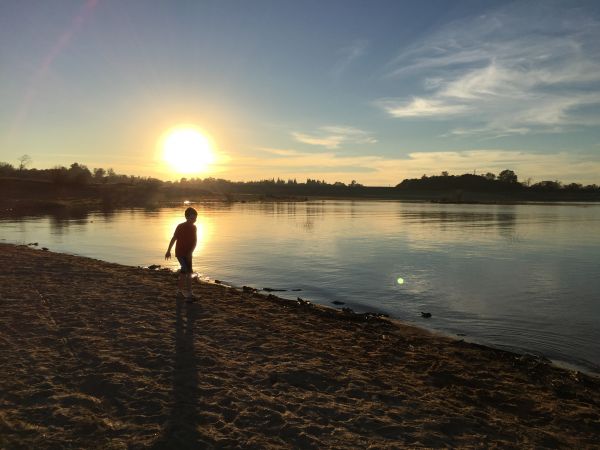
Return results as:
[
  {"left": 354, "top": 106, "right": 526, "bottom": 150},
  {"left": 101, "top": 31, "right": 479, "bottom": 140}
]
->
[{"left": 2, "top": 0, "right": 600, "bottom": 185}]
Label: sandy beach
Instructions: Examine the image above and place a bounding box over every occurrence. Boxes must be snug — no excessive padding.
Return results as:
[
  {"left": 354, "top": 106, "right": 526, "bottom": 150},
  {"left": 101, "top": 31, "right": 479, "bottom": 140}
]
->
[{"left": 0, "top": 243, "right": 599, "bottom": 449}]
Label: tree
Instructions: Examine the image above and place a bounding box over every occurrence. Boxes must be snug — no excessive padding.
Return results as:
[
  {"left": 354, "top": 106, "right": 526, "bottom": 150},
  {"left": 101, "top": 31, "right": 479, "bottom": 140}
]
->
[
  {"left": 532, "top": 180, "right": 561, "bottom": 190},
  {"left": 18, "top": 154, "right": 32, "bottom": 171},
  {"left": 564, "top": 183, "right": 582, "bottom": 191},
  {"left": 484, "top": 172, "right": 496, "bottom": 180},
  {"left": 498, "top": 169, "right": 518, "bottom": 184},
  {"left": 441, "top": 171, "right": 449, "bottom": 177},
  {"left": 107, "top": 168, "right": 116, "bottom": 181},
  {"left": 50, "top": 166, "right": 68, "bottom": 185},
  {"left": 93, "top": 167, "right": 106, "bottom": 179},
  {"left": 68, "top": 162, "right": 92, "bottom": 185},
  {"left": 0, "top": 162, "right": 15, "bottom": 176}
]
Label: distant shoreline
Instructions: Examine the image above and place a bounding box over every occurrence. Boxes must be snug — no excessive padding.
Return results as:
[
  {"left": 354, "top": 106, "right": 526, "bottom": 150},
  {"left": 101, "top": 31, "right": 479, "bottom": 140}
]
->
[{"left": 2, "top": 176, "right": 600, "bottom": 216}]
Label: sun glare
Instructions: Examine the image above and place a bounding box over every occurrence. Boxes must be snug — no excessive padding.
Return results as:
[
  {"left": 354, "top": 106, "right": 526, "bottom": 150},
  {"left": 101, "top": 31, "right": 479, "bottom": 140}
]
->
[{"left": 162, "top": 126, "right": 215, "bottom": 174}]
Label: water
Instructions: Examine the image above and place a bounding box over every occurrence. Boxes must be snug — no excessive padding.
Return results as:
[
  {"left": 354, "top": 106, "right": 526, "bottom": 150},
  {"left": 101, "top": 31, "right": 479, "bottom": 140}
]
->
[{"left": 2, "top": 200, "right": 599, "bottom": 374}]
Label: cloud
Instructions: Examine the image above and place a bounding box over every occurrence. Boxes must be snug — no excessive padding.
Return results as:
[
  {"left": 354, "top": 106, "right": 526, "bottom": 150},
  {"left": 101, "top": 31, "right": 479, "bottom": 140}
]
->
[
  {"left": 292, "top": 132, "right": 344, "bottom": 149},
  {"left": 377, "top": 97, "right": 469, "bottom": 118},
  {"left": 292, "top": 125, "right": 377, "bottom": 149},
  {"left": 331, "top": 40, "right": 368, "bottom": 79},
  {"left": 259, "top": 148, "right": 304, "bottom": 157},
  {"left": 379, "top": 2, "right": 600, "bottom": 136}
]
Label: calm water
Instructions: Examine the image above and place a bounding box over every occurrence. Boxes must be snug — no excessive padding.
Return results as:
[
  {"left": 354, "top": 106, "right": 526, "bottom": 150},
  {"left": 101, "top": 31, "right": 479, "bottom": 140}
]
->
[{"left": 2, "top": 200, "right": 599, "bottom": 373}]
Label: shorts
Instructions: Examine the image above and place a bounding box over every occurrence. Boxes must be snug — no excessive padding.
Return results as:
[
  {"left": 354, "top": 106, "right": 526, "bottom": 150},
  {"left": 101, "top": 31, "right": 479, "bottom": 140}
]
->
[{"left": 176, "top": 256, "right": 193, "bottom": 274}]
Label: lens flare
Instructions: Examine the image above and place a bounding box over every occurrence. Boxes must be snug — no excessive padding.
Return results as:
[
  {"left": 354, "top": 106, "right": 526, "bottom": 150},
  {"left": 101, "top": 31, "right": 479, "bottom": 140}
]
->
[{"left": 397, "top": 277, "right": 405, "bottom": 285}]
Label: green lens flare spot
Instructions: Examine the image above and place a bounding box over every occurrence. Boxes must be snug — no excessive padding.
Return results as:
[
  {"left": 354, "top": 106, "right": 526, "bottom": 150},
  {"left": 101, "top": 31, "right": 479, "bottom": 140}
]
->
[{"left": 397, "top": 277, "right": 404, "bottom": 285}]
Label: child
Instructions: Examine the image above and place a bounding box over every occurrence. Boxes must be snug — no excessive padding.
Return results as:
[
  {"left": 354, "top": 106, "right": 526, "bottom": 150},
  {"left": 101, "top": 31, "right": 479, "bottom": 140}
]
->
[{"left": 165, "top": 207, "right": 198, "bottom": 301}]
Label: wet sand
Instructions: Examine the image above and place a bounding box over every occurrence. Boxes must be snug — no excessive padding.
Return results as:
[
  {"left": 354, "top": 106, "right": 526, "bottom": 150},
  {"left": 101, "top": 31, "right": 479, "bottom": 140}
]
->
[{"left": 1, "top": 243, "right": 599, "bottom": 449}]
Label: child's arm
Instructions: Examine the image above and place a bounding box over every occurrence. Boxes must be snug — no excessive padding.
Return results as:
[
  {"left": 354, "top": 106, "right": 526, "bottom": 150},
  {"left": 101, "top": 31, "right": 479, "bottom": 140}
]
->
[{"left": 165, "top": 236, "right": 177, "bottom": 260}]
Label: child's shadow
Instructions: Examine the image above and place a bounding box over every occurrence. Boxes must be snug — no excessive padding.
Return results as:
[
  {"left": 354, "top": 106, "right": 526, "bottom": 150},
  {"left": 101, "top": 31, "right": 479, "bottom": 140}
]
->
[{"left": 152, "top": 298, "right": 215, "bottom": 449}]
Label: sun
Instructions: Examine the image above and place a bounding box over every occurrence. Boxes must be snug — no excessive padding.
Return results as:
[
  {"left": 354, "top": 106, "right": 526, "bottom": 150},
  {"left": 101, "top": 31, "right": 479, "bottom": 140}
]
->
[{"left": 161, "top": 126, "right": 215, "bottom": 174}]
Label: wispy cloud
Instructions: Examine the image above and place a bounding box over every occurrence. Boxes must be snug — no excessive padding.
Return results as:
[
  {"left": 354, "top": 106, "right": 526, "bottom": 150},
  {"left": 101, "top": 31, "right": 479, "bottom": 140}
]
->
[
  {"left": 292, "top": 125, "right": 377, "bottom": 149},
  {"left": 379, "top": 2, "right": 600, "bottom": 136},
  {"left": 291, "top": 132, "right": 344, "bottom": 149},
  {"left": 331, "top": 39, "right": 368, "bottom": 79},
  {"left": 259, "top": 148, "right": 303, "bottom": 157},
  {"left": 377, "top": 97, "right": 469, "bottom": 118}
]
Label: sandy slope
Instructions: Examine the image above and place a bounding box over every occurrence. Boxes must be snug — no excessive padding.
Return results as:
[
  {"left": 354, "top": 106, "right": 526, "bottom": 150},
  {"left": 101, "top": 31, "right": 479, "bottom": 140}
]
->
[{"left": 0, "top": 243, "right": 599, "bottom": 449}]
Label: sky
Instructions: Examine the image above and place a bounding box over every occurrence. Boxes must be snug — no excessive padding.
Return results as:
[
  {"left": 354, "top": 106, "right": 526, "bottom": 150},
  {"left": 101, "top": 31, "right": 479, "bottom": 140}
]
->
[{"left": 1, "top": 0, "right": 600, "bottom": 185}]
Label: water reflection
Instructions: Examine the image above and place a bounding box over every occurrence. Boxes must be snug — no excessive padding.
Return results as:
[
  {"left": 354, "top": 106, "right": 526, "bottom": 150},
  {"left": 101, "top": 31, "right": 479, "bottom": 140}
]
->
[{"left": 398, "top": 205, "right": 518, "bottom": 238}]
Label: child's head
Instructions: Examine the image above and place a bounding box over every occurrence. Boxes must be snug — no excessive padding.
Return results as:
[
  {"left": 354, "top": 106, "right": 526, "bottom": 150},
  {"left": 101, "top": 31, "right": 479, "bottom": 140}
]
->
[{"left": 184, "top": 207, "right": 198, "bottom": 222}]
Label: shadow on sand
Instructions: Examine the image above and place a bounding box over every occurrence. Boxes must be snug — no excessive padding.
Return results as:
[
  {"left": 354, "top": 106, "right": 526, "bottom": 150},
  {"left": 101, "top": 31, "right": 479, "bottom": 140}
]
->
[{"left": 152, "top": 298, "right": 215, "bottom": 449}]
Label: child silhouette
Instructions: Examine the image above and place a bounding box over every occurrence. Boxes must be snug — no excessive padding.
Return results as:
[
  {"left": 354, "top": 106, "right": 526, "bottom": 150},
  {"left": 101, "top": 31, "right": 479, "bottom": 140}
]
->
[{"left": 165, "top": 207, "right": 198, "bottom": 301}]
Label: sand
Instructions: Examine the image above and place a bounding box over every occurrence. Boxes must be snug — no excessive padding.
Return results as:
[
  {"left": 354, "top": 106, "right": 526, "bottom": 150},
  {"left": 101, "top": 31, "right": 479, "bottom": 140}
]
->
[{"left": 0, "top": 243, "right": 599, "bottom": 449}]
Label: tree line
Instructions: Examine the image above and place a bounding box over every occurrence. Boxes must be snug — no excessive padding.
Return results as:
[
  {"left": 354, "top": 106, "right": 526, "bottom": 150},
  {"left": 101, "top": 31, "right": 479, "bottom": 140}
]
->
[
  {"left": 397, "top": 170, "right": 599, "bottom": 193},
  {"left": 1, "top": 155, "right": 598, "bottom": 196},
  {"left": 0, "top": 159, "right": 161, "bottom": 187}
]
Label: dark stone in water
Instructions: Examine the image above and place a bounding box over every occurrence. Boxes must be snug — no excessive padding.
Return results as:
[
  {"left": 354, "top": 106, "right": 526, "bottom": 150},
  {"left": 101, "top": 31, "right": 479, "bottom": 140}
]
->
[
  {"left": 361, "top": 312, "right": 389, "bottom": 321},
  {"left": 291, "top": 289, "right": 302, "bottom": 292},
  {"left": 421, "top": 312, "right": 432, "bottom": 318},
  {"left": 41, "top": 247, "right": 49, "bottom": 252},
  {"left": 148, "top": 264, "right": 161, "bottom": 270},
  {"left": 332, "top": 301, "right": 345, "bottom": 305},
  {"left": 342, "top": 307, "right": 354, "bottom": 314},
  {"left": 296, "top": 297, "right": 311, "bottom": 306},
  {"left": 263, "top": 287, "right": 287, "bottom": 292},
  {"left": 215, "top": 280, "right": 222, "bottom": 284},
  {"left": 242, "top": 286, "right": 257, "bottom": 293}
]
